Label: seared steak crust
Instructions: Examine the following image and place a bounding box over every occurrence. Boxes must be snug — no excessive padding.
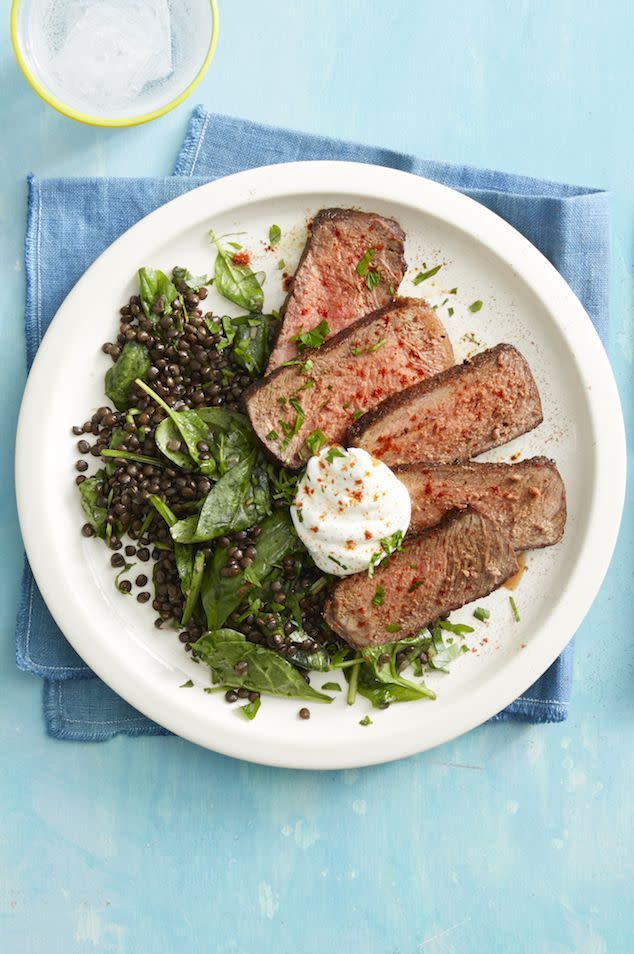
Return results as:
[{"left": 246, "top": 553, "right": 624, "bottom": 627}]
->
[
  {"left": 268, "top": 208, "right": 407, "bottom": 370},
  {"left": 347, "top": 344, "right": 543, "bottom": 465},
  {"left": 324, "top": 508, "right": 518, "bottom": 648},
  {"left": 244, "top": 298, "right": 454, "bottom": 469},
  {"left": 396, "top": 457, "right": 566, "bottom": 550}
]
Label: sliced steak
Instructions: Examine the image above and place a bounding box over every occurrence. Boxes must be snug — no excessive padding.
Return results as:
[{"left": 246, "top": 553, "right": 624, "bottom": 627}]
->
[
  {"left": 348, "top": 343, "right": 543, "bottom": 466},
  {"left": 396, "top": 457, "right": 566, "bottom": 550},
  {"left": 244, "top": 298, "right": 454, "bottom": 469},
  {"left": 324, "top": 508, "right": 518, "bottom": 649},
  {"left": 267, "top": 208, "right": 406, "bottom": 370}
]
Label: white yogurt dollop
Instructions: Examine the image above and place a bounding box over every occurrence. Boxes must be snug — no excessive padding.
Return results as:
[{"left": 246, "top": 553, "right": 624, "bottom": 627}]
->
[{"left": 290, "top": 446, "right": 411, "bottom": 576}]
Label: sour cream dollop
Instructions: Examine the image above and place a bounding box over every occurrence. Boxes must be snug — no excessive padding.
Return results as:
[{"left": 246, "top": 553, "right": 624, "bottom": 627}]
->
[{"left": 290, "top": 446, "right": 411, "bottom": 576}]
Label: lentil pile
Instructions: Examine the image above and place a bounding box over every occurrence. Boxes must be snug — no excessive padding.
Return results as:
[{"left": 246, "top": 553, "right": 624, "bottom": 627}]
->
[{"left": 74, "top": 262, "right": 343, "bottom": 711}]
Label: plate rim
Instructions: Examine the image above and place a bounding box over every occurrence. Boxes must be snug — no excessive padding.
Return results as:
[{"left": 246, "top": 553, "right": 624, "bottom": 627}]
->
[{"left": 15, "top": 160, "right": 626, "bottom": 769}]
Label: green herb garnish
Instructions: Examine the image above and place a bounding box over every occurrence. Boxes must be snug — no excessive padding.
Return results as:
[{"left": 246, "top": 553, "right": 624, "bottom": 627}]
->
[
  {"left": 473, "top": 607, "right": 490, "bottom": 621},
  {"left": 365, "top": 270, "right": 380, "bottom": 291},
  {"left": 355, "top": 248, "right": 375, "bottom": 277},
  {"left": 413, "top": 264, "right": 442, "bottom": 285},
  {"left": 268, "top": 224, "right": 281, "bottom": 246},
  {"left": 371, "top": 585, "right": 385, "bottom": 606},
  {"left": 469, "top": 300, "right": 483, "bottom": 313},
  {"left": 325, "top": 446, "right": 345, "bottom": 463},
  {"left": 359, "top": 715, "right": 373, "bottom": 726},
  {"left": 239, "top": 698, "right": 261, "bottom": 720},
  {"left": 509, "top": 596, "right": 520, "bottom": 622},
  {"left": 291, "top": 319, "right": 330, "bottom": 350},
  {"left": 180, "top": 680, "right": 194, "bottom": 688},
  {"left": 306, "top": 428, "right": 327, "bottom": 455},
  {"left": 367, "top": 339, "right": 386, "bottom": 353},
  {"left": 322, "top": 682, "right": 342, "bottom": 692}
]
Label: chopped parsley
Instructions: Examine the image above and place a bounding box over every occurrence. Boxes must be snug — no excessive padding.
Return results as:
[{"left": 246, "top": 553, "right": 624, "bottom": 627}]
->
[
  {"left": 509, "top": 596, "right": 520, "bottom": 622},
  {"left": 473, "top": 607, "right": 490, "bottom": 621},
  {"left": 448, "top": 307, "right": 454, "bottom": 317},
  {"left": 291, "top": 319, "right": 330, "bottom": 350},
  {"left": 277, "top": 259, "right": 286, "bottom": 269},
  {"left": 352, "top": 409, "right": 362, "bottom": 421},
  {"left": 469, "top": 300, "right": 483, "bottom": 313},
  {"left": 239, "top": 698, "right": 261, "bottom": 720},
  {"left": 408, "top": 580, "right": 424, "bottom": 592},
  {"left": 449, "top": 287, "right": 457, "bottom": 294},
  {"left": 439, "top": 620, "right": 474, "bottom": 636},
  {"left": 355, "top": 248, "right": 375, "bottom": 277},
  {"left": 266, "top": 429, "right": 279, "bottom": 441},
  {"left": 322, "top": 682, "right": 342, "bottom": 692},
  {"left": 328, "top": 554, "right": 348, "bottom": 570},
  {"left": 179, "top": 679, "right": 194, "bottom": 688},
  {"left": 386, "top": 623, "right": 402, "bottom": 633},
  {"left": 306, "top": 428, "right": 327, "bottom": 455},
  {"left": 368, "top": 529, "right": 404, "bottom": 578},
  {"left": 268, "top": 224, "right": 281, "bottom": 246},
  {"left": 351, "top": 346, "right": 362, "bottom": 357},
  {"left": 365, "top": 269, "right": 380, "bottom": 291},
  {"left": 413, "top": 264, "right": 442, "bottom": 284},
  {"left": 359, "top": 715, "right": 373, "bottom": 726},
  {"left": 325, "top": 446, "right": 345, "bottom": 463},
  {"left": 371, "top": 584, "right": 385, "bottom": 606},
  {"left": 367, "top": 338, "right": 386, "bottom": 353}
]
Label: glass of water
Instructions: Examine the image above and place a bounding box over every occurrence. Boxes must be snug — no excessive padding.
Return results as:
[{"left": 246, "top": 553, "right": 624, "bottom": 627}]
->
[{"left": 10, "top": 0, "right": 219, "bottom": 126}]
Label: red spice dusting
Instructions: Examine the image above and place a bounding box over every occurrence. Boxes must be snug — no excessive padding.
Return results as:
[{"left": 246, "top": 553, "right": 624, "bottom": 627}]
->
[
  {"left": 232, "top": 250, "right": 250, "bottom": 266},
  {"left": 345, "top": 540, "right": 356, "bottom": 551},
  {"left": 310, "top": 526, "right": 319, "bottom": 533},
  {"left": 364, "top": 530, "right": 372, "bottom": 540},
  {"left": 351, "top": 490, "right": 363, "bottom": 503},
  {"left": 424, "top": 481, "right": 432, "bottom": 495},
  {"left": 357, "top": 606, "right": 366, "bottom": 615},
  {"left": 300, "top": 307, "right": 308, "bottom": 316}
]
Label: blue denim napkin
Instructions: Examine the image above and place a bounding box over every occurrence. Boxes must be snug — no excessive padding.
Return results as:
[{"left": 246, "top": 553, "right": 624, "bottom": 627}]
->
[{"left": 16, "top": 108, "right": 609, "bottom": 741}]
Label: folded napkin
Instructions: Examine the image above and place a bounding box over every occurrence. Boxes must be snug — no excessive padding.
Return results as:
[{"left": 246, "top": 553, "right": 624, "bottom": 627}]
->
[{"left": 16, "top": 108, "right": 609, "bottom": 740}]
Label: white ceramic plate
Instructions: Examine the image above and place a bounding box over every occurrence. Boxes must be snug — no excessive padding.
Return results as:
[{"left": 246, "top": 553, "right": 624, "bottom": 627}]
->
[{"left": 16, "top": 162, "right": 626, "bottom": 769}]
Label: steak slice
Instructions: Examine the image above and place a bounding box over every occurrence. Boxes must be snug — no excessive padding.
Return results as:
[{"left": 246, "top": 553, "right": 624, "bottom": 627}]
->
[
  {"left": 347, "top": 343, "right": 543, "bottom": 466},
  {"left": 244, "top": 298, "right": 454, "bottom": 469},
  {"left": 396, "top": 457, "right": 566, "bottom": 550},
  {"left": 324, "top": 508, "right": 518, "bottom": 649},
  {"left": 267, "top": 208, "right": 406, "bottom": 370}
]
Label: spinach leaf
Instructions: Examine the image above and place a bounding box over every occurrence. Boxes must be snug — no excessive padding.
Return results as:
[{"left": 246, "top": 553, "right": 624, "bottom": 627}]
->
[
  {"left": 193, "top": 629, "right": 333, "bottom": 703},
  {"left": 104, "top": 427, "right": 127, "bottom": 476},
  {"left": 343, "top": 643, "right": 436, "bottom": 709},
  {"left": 155, "top": 405, "right": 254, "bottom": 474},
  {"left": 427, "top": 624, "right": 469, "bottom": 672},
  {"left": 286, "top": 629, "right": 331, "bottom": 671},
  {"left": 172, "top": 266, "right": 212, "bottom": 292},
  {"left": 181, "top": 550, "right": 205, "bottom": 626},
  {"left": 148, "top": 493, "right": 195, "bottom": 597},
  {"left": 104, "top": 341, "right": 150, "bottom": 411},
  {"left": 349, "top": 662, "right": 436, "bottom": 708},
  {"left": 201, "top": 511, "right": 300, "bottom": 630},
  {"left": 135, "top": 379, "right": 217, "bottom": 476},
  {"left": 232, "top": 314, "right": 277, "bottom": 375},
  {"left": 138, "top": 267, "right": 179, "bottom": 321},
  {"left": 154, "top": 417, "right": 196, "bottom": 470},
  {"left": 210, "top": 230, "right": 264, "bottom": 313},
  {"left": 78, "top": 472, "right": 107, "bottom": 537},
  {"left": 171, "top": 452, "right": 270, "bottom": 544}
]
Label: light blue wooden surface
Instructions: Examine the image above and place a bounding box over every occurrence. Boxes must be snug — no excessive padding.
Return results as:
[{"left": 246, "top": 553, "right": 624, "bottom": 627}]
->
[{"left": 1, "top": 2, "right": 632, "bottom": 951}]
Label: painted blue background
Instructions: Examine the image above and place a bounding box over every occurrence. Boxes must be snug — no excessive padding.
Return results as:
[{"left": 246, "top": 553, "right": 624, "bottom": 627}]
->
[{"left": 1, "top": 2, "right": 632, "bottom": 951}]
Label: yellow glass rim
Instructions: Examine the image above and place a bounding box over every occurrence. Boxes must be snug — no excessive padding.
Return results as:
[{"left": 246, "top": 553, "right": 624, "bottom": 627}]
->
[{"left": 10, "top": 0, "right": 219, "bottom": 128}]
